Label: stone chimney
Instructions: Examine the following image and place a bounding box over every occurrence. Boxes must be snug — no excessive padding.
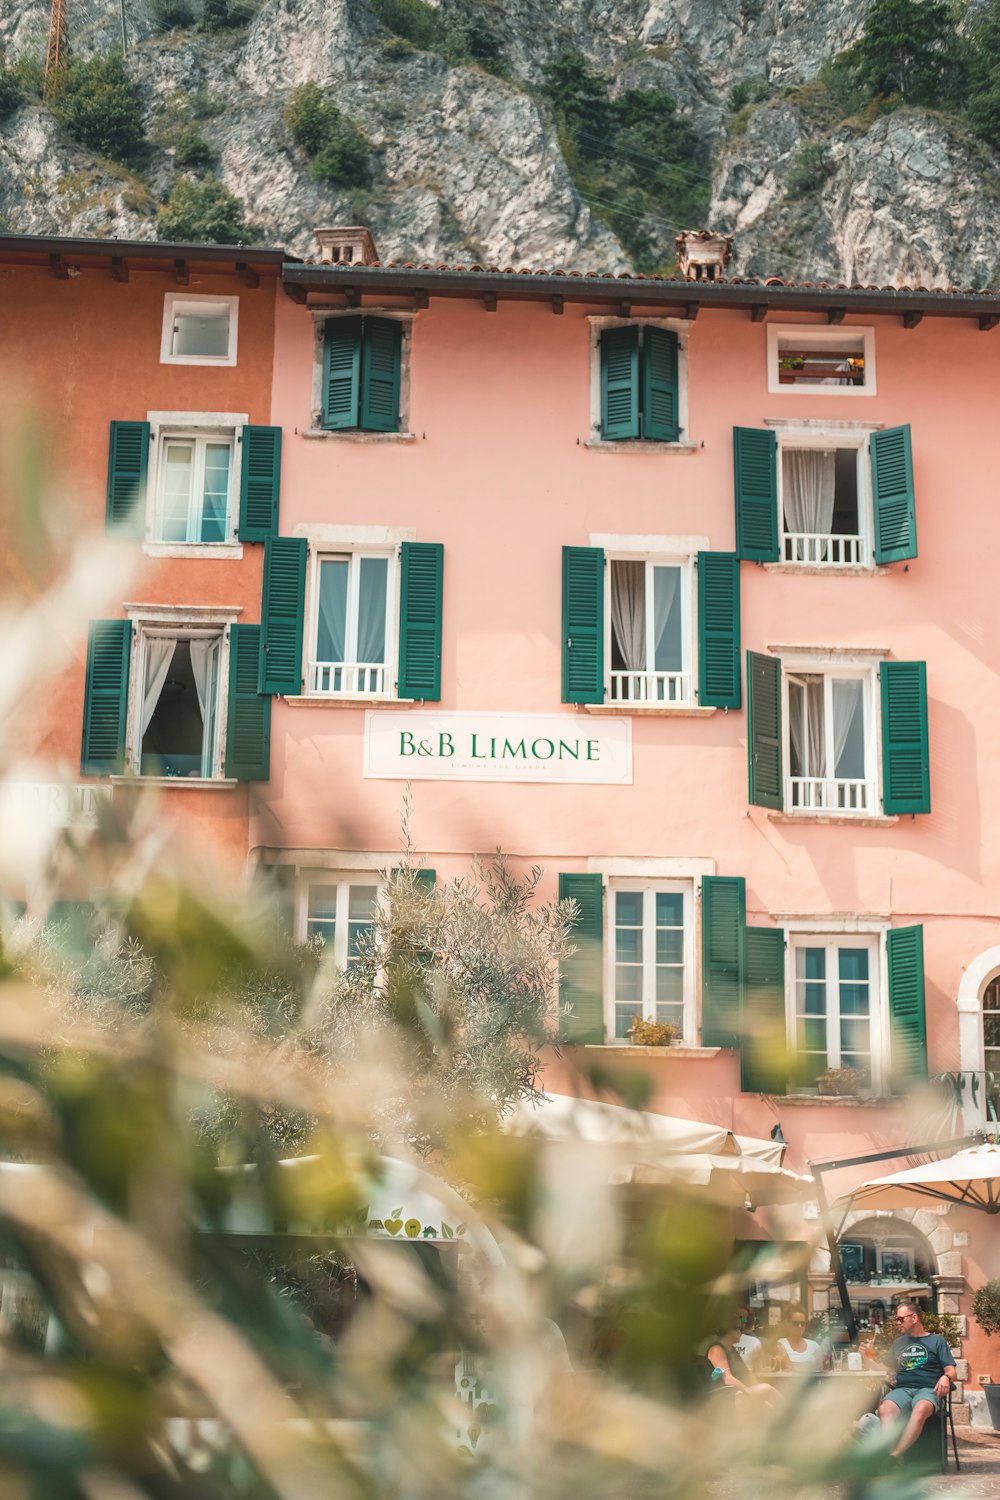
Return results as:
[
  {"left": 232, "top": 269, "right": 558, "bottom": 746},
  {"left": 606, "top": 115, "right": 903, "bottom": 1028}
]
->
[
  {"left": 314, "top": 226, "right": 379, "bottom": 266},
  {"left": 675, "top": 229, "right": 733, "bottom": 283}
]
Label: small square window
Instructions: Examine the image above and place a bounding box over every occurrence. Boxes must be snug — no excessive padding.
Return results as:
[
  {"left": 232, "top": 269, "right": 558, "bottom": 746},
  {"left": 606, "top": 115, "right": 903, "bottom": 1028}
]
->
[
  {"left": 161, "top": 295, "right": 238, "bottom": 366},
  {"left": 301, "top": 875, "right": 381, "bottom": 967},
  {"left": 766, "top": 325, "right": 875, "bottom": 396}
]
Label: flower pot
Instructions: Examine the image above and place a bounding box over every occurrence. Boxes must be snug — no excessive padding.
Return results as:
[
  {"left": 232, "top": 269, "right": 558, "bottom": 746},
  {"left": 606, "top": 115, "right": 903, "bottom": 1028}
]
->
[{"left": 984, "top": 1382, "right": 1000, "bottom": 1431}]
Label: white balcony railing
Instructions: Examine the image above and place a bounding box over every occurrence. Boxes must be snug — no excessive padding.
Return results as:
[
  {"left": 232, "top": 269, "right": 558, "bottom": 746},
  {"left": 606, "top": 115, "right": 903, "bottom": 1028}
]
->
[
  {"left": 609, "top": 671, "right": 691, "bottom": 705},
  {"left": 789, "top": 776, "right": 870, "bottom": 813},
  {"left": 311, "top": 661, "right": 388, "bottom": 696},
  {"left": 783, "top": 532, "right": 865, "bottom": 566}
]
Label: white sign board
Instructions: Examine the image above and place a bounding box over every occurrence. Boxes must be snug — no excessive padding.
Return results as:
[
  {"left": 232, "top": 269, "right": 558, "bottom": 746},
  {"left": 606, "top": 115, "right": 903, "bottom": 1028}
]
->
[{"left": 364, "top": 712, "right": 632, "bottom": 785}]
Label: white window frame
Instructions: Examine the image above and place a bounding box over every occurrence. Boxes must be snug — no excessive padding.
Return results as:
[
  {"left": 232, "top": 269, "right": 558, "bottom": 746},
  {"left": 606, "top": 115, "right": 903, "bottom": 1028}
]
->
[
  {"left": 780, "top": 654, "right": 879, "bottom": 817},
  {"left": 145, "top": 412, "right": 247, "bottom": 556},
  {"left": 297, "top": 871, "right": 385, "bottom": 967},
  {"left": 775, "top": 427, "right": 874, "bottom": 569},
  {"left": 587, "top": 316, "right": 692, "bottom": 447},
  {"left": 604, "top": 552, "right": 693, "bottom": 705},
  {"left": 306, "top": 546, "right": 399, "bottom": 700},
  {"left": 605, "top": 878, "right": 694, "bottom": 1044},
  {"left": 161, "top": 294, "right": 239, "bottom": 366},
  {"left": 123, "top": 606, "right": 238, "bottom": 782},
  {"left": 766, "top": 323, "right": 876, "bottom": 397},
  {"left": 784, "top": 928, "right": 886, "bottom": 1094}
]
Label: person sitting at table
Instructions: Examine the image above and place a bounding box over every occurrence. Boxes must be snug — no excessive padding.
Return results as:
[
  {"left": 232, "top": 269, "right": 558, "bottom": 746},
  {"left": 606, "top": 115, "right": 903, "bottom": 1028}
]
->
[
  {"left": 732, "top": 1303, "right": 763, "bottom": 1372},
  {"left": 775, "top": 1306, "right": 823, "bottom": 1372},
  {"left": 877, "top": 1301, "right": 956, "bottom": 1459},
  {"left": 704, "top": 1314, "right": 776, "bottom": 1401}
]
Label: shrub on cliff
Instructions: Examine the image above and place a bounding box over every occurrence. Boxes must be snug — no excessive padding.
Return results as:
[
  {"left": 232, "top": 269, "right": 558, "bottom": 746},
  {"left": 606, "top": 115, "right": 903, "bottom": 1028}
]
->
[
  {"left": 158, "top": 175, "right": 260, "bottom": 244},
  {"left": 285, "top": 82, "right": 372, "bottom": 188},
  {"left": 50, "top": 52, "right": 147, "bottom": 164}
]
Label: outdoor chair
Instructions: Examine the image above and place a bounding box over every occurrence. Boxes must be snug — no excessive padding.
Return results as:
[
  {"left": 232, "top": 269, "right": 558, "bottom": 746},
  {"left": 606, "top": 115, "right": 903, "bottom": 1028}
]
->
[{"left": 877, "top": 1382, "right": 960, "bottom": 1473}]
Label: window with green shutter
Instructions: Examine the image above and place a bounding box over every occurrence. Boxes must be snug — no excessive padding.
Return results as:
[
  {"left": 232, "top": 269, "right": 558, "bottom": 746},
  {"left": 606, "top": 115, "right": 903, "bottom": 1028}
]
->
[
  {"left": 734, "top": 428, "right": 778, "bottom": 561},
  {"left": 398, "top": 542, "right": 444, "bottom": 701},
  {"left": 747, "top": 652, "right": 783, "bottom": 810},
  {"left": 81, "top": 619, "right": 131, "bottom": 775},
  {"left": 238, "top": 426, "right": 282, "bottom": 542},
  {"left": 106, "top": 421, "right": 150, "bottom": 536},
  {"left": 562, "top": 547, "right": 604, "bottom": 704},
  {"left": 886, "top": 925, "right": 927, "bottom": 1086},
  {"left": 880, "top": 661, "right": 930, "bottom": 814},
  {"left": 225, "top": 624, "right": 271, "bottom": 781},
  {"left": 260, "top": 537, "right": 307, "bottom": 696},
  {"left": 697, "top": 552, "right": 741, "bottom": 708},
  {"left": 871, "top": 425, "right": 917, "bottom": 564},
  {"left": 701, "top": 875, "right": 745, "bottom": 1047},
  {"left": 558, "top": 873, "right": 604, "bottom": 1043},
  {"left": 321, "top": 316, "right": 403, "bottom": 432},
  {"left": 740, "top": 926, "right": 787, "bottom": 1094},
  {"left": 598, "top": 324, "right": 680, "bottom": 442}
]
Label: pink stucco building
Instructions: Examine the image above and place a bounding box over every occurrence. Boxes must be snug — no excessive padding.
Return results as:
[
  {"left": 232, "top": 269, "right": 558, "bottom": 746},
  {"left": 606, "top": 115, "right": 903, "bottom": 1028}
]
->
[{"left": 4, "top": 227, "right": 1000, "bottom": 1406}]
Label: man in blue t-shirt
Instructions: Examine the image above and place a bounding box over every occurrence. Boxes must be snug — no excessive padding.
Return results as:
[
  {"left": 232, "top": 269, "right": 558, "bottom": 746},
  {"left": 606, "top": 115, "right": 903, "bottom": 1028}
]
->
[{"left": 877, "top": 1301, "right": 956, "bottom": 1458}]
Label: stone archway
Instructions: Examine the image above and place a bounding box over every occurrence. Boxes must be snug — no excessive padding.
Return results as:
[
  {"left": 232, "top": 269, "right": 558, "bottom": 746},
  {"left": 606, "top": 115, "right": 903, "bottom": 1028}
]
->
[
  {"left": 957, "top": 944, "right": 1000, "bottom": 1128},
  {"left": 808, "top": 1206, "right": 965, "bottom": 1324}
]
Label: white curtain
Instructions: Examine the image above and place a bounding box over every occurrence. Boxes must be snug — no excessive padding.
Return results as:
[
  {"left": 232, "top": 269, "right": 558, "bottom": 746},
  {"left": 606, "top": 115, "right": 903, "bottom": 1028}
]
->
[
  {"left": 141, "top": 638, "right": 176, "bottom": 738},
  {"left": 789, "top": 677, "right": 825, "bottom": 778},
  {"left": 832, "top": 680, "right": 864, "bottom": 778},
  {"left": 317, "top": 561, "right": 347, "bottom": 663},
  {"left": 189, "top": 639, "right": 213, "bottom": 721},
  {"left": 783, "top": 450, "right": 836, "bottom": 549},
  {"left": 652, "top": 567, "right": 681, "bottom": 671},
  {"left": 356, "top": 559, "right": 387, "bottom": 664},
  {"left": 610, "top": 562, "right": 646, "bottom": 672}
]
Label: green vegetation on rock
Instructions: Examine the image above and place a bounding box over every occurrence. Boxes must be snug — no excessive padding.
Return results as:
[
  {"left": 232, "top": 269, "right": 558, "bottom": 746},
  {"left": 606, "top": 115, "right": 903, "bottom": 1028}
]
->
[
  {"left": 284, "top": 81, "right": 373, "bottom": 188},
  {"left": 369, "top": 0, "right": 507, "bottom": 74},
  {"left": 150, "top": 0, "right": 196, "bottom": 31},
  {"left": 541, "top": 51, "right": 709, "bottom": 271},
  {"left": 0, "top": 55, "right": 23, "bottom": 118},
  {"left": 158, "top": 174, "right": 260, "bottom": 243},
  {"left": 200, "top": 0, "right": 257, "bottom": 32},
  {"left": 49, "top": 52, "right": 147, "bottom": 165},
  {"left": 173, "top": 125, "right": 213, "bottom": 168}
]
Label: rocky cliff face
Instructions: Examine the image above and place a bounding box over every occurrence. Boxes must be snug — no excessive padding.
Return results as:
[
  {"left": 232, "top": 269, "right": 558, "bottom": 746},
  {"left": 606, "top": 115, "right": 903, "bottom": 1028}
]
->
[{"left": 1, "top": 0, "right": 998, "bottom": 288}]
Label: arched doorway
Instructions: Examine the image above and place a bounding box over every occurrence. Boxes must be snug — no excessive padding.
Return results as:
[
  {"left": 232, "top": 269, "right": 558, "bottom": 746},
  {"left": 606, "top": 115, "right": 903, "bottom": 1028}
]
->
[
  {"left": 809, "top": 1207, "right": 966, "bottom": 1338},
  {"left": 957, "top": 948, "right": 1000, "bottom": 1128}
]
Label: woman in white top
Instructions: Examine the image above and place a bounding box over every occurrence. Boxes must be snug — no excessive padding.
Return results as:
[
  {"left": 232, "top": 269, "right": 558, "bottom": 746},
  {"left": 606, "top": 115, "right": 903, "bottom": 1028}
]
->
[{"left": 776, "top": 1306, "right": 823, "bottom": 1372}]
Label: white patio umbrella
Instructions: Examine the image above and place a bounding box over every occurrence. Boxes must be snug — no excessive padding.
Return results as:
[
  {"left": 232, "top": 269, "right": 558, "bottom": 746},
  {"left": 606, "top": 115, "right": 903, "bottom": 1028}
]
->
[
  {"left": 616, "top": 1153, "right": 815, "bottom": 1208},
  {"left": 843, "top": 1141, "right": 1000, "bottom": 1215},
  {"left": 503, "top": 1092, "right": 783, "bottom": 1161}
]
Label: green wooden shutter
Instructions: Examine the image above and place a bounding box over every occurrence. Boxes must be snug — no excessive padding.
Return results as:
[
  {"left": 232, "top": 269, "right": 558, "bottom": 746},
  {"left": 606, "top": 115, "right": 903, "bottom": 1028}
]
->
[
  {"left": 322, "top": 317, "right": 362, "bottom": 430},
  {"left": 414, "top": 868, "right": 436, "bottom": 889},
  {"left": 747, "top": 651, "right": 783, "bottom": 810},
  {"left": 701, "top": 875, "right": 745, "bottom": 1047},
  {"left": 259, "top": 537, "right": 307, "bottom": 695},
  {"left": 561, "top": 546, "right": 604, "bottom": 704},
  {"left": 600, "top": 326, "right": 640, "bottom": 440},
  {"left": 880, "top": 660, "right": 930, "bottom": 814},
  {"left": 238, "top": 426, "right": 281, "bottom": 541},
  {"left": 225, "top": 624, "right": 271, "bottom": 781},
  {"left": 887, "top": 924, "right": 927, "bottom": 1085},
  {"left": 697, "top": 552, "right": 741, "bottom": 709},
  {"left": 360, "top": 317, "right": 402, "bottom": 433},
  {"left": 558, "top": 873, "right": 604, "bottom": 1044},
  {"left": 641, "top": 327, "right": 679, "bottom": 442},
  {"left": 740, "top": 926, "right": 787, "bottom": 1094},
  {"left": 398, "top": 542, "right": 444, "bottom": 700},
  {"left": 871, "top": 425, "right": 917, "bottom": 564},
  {"left": 106, "top": 421, "right": 149, "bottom": 535},
  {"left": 81, "top": 619, "right": 130, "bottom": 775},
  {"left": 734, "top": 427, "right": 779, "bottom": 562}
]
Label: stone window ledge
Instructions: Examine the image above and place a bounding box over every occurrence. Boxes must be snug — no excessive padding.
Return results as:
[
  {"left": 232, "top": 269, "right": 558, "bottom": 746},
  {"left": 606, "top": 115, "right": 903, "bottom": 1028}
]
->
[
  {"left": 585, "top": 704, "right": 716, "bottom": 718},
  {"left": 572, "top": 1045, "right": 721, "bottom": 1059},
  {"left": 585, "top": 440, "right": 699, "bottom": 454},
  {"left": 768, "top": 813, "right": 899, "bottom": 828},
  {"left": 301, "top": 428, "right": 417, "bottom": 443},
  {"left": 110, "top": 776, "right": 238, "bottom": 790},
  {"left": 282, "top": 696, "right": 417, "bottom": 708}
]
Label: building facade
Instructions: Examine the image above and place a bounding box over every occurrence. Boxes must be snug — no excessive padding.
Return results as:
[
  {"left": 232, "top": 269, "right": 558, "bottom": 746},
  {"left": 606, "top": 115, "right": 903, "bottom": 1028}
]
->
[{"left": 3, "top": 229, "right": 999, "bottom": 1401}]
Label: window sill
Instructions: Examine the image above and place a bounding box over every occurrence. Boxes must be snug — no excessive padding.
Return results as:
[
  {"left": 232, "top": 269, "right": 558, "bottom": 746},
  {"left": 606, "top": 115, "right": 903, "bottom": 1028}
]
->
[
  {"left": 301, "top": 428, "right": 416, "bottom": 443},
  {"left": 282, "top": 695, "right": 417, "bottom": 708},
  {"left": 160, "top": 356, "right": 236, "bottom": 368},
  {"left": 762, "top": 563, "right": 884, "bottom": 578},
  {"left": 573, "top": 1044, "right": 721, "bottom": 1059},
  {"left": 767, "top": 812, "right": 899, "bottom": 828},
  {"left": 779, "top": 1093, "right": 895, "bottom": 1107},
  {"left": 585, "top": 439, "right": 699, "bottom": 454},
  {"left": 110, "top": 776, "right": 239, "bottom": 790},
  {"left": 143, "top": 542, "right": 244, "bottom": 560},
  {"left": 585, "top": 703, "right": 715, "bottom": 718}
]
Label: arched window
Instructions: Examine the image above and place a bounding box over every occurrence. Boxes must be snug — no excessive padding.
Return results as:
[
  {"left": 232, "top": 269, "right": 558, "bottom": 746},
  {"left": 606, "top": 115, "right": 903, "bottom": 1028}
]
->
[{"left": 984, "top": 977, "right": 1000, "bottom": 1099}]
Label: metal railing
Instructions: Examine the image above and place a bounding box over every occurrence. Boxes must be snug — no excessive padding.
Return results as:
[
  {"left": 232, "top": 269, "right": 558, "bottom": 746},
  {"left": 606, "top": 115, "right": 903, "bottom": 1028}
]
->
[
  {"left": 789, "top": 776, "right": 870, "bottom": 813},
  {"left": 609, "top": 671, "right": 690, "bottom": 705},
  {"left": 931, "top": 1070, "right": 1000, "bottom": 1131},
  {"left": 311, "top": 662, "right": 388, "bottom": 696},
  {"left": 783, "top": 532, "right": 866, "bottom": 566}
]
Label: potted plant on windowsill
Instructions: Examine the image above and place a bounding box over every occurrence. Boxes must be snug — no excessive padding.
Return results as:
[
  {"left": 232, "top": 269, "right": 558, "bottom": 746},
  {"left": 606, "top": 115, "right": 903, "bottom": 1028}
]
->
[
  {"left": 816, "top": 1066, "right": 859, "bottom": 1096},
  {"left": 972, "top": 1279, "right": 1000, "bottom": 1429},
  {"left": 628, "top": 1017, "right": 678, "bottom": 1047}
]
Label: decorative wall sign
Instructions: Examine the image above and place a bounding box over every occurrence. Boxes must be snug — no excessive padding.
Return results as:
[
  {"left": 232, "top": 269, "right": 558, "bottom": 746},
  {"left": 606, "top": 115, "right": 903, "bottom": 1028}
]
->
[{"left": 364, "top": 711, "right": 632, "bottom": 785}]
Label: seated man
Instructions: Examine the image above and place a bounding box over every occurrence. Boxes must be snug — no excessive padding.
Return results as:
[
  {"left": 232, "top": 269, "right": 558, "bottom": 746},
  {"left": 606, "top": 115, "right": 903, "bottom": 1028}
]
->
[{"left": 877, "top": 1301, "right": 955, "bottom": 1459}]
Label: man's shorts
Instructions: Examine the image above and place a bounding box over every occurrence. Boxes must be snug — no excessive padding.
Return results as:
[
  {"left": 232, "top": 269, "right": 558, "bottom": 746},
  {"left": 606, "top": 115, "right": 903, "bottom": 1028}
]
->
[{"left": 883, "top": 1387, "right": 941, "bottom": 1414}]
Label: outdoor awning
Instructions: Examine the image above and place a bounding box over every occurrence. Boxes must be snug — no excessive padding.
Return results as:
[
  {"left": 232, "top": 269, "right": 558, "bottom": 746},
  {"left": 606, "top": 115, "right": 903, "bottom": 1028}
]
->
[
  {"left": 841, "top": 1142, "right": 1000, "bottom": 1215},
  {"left": 503, "top": 1093, "right": 783, "bottom": 1161}
]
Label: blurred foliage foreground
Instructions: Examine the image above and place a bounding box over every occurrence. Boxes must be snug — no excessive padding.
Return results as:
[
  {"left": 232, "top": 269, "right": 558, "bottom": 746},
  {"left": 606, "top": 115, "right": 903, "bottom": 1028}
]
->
[{"left": 0, "top": 414, "right": 937, "bottom": 1499}]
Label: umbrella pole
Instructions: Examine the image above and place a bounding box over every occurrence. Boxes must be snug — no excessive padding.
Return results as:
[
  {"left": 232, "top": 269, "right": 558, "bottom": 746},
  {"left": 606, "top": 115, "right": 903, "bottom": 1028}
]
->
[{"left": 811, "top": 1168, "right": 858, "bottom": 1343}]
